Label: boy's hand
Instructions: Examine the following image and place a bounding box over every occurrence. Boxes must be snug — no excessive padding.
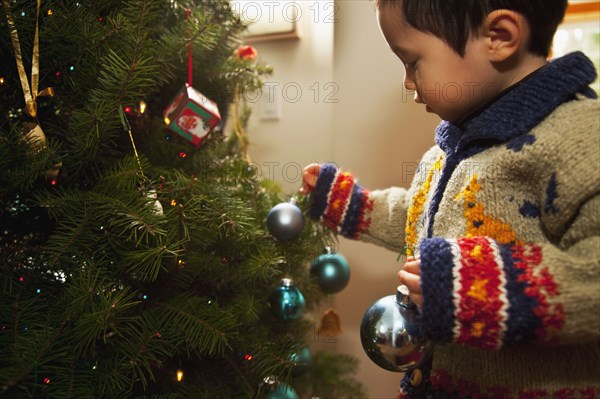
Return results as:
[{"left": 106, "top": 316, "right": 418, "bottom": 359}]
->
[
  {"left": 398, "top": 256, "right": 423, "bottom": 309},
  {"left": 300, "top": 163, "right": 320, "bottom": 195}
]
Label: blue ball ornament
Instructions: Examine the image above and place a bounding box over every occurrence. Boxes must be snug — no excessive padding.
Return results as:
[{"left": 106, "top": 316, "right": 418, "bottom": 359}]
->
[
  {"left": 268, "top": 279, "right": 306, "bottom": 321},
  {"left": 266, "top": 383, "right": 299, "bottom": 399},
  {"left": 290, "top": 347, "right": 312, "bottom": 376},
  {"left": 310, "top": 252, "right": 350, "bottom": 294},
  {"left": 266, "top": 202, "right": 305, "bottom": 242}
]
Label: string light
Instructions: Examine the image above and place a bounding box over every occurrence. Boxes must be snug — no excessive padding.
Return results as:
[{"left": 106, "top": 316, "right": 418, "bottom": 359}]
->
[
  {"left": 139, "top": 101, "right": 147, "bottom": 114},
  {"left": 124, "top": 106, "right": 132, "bottom": 114},
  {"left": 170, "top": 199, "right": 177, "bottom": 206},
  {"left": 47, "top": 9, "right": 54, "bottom": 15},
  {"left": 178, "top": 151, "right": 187, "bottom": 158},
  {"left": 69, "top": 65, "right": 75, "bottom": 71},
  {"left": 43, "top": 377, "right": 51, "bottom": 384},
  {"left": 176, "top": 369, "right": 184, "bottom": 382},
  {"left": 0, "top": 77, "right": 5, "bottom": 85},
  {"left": 178, "top": 259, "right": 185, "bottom": 268},
  {"left": 243, "top": 354, "right": 253, "bottom": 361}
]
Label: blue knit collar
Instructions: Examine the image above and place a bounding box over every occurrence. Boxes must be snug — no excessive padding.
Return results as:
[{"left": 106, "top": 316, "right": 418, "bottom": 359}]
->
[{"left": 435, "top": 51, "right": 598, "bottom": 156}]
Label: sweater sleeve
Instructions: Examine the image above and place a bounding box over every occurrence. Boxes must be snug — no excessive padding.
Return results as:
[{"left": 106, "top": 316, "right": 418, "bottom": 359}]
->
[
  {"left": 418, "top": 194, "right": 600, "bottom": 350},
  {"left": 309, "top": 163, "right": 410, "bottom": 252}
]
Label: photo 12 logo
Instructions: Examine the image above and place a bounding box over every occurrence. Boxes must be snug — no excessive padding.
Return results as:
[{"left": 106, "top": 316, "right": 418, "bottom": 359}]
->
[
  {"left": 230, "top": 1, "right": 338, "bottom": 26},
  {"left": 240, "top": 81, "right": 340, "bottom": 104}
]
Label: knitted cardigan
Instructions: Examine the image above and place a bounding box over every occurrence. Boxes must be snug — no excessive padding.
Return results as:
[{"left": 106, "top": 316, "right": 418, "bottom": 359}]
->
[{"left": 309, "top": 52, "right": 600, "bottom": 399}]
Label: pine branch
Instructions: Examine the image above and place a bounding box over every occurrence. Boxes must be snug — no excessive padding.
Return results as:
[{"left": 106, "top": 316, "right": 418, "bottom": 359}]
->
[{"left": 154, "top": 295, "right": 239, "bottom": 357}]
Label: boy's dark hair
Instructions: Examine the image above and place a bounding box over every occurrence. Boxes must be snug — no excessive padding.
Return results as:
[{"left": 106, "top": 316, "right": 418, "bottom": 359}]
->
[{"left": 375, "top": 0, "right": 568, "bottom": 57}]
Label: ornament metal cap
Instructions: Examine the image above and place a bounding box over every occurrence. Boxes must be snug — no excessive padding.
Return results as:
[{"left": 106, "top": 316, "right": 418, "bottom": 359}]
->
[
  {"left": 281, "top": 278, "right": 293, "bottom": 287},
  {"left": 396, "top": 284, "right": 413, "bottom": 307}
]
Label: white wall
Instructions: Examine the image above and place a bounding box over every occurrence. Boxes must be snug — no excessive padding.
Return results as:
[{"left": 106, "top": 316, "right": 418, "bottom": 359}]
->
[
  {"left": 243, "top": 1, "right": 439, "bottom": 397},
  {"left": 241, "top": 1, "right": 336, "bottom": 189}
]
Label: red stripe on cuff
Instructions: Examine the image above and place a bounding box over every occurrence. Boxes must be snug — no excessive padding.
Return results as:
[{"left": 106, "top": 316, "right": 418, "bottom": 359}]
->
[{"left": 323, "top": 171, "right": 354, "bottom": 229}]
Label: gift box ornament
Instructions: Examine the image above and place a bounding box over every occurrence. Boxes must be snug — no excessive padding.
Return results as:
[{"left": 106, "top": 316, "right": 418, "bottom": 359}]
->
[{"left": 163, "top": 84, "right": 221, "bottom": 147}]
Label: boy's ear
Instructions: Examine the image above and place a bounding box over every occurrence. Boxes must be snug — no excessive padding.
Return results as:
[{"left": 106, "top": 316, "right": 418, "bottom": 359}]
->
[{"left": 484, "top": 10, "right": 528, "bottom": 62}]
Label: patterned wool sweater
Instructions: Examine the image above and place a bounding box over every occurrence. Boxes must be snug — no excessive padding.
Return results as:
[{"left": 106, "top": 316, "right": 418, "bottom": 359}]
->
[{"left": 309, "top": 52, "right": 600, "bottom": 399}]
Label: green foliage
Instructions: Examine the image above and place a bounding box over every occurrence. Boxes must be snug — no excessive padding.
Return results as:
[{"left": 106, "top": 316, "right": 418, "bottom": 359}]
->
[{"left": 0, "top": 1, "right": 364, "bottom": 398}]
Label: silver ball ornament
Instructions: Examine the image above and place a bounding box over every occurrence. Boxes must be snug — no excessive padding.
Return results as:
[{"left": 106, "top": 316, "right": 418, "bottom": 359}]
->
[
  {"left": 266, "top": 202, "right": 305, "bottom": 242},
  {"left": 360, "top": 285, "right": 434, "bottom": 372}
]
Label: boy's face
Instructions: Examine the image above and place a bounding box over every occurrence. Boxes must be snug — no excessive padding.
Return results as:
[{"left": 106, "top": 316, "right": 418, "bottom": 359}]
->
[{"left": 377, "top": 8, "right": 500, "bottom": 123}]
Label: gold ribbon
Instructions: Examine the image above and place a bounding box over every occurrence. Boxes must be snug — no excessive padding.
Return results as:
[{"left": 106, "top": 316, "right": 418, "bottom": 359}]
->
[
  {"left": 3, "top": 0, "right": 54, "bottom": 120},
  {"left": 4, "top": 0, "right": 61, "bottom": 180}
]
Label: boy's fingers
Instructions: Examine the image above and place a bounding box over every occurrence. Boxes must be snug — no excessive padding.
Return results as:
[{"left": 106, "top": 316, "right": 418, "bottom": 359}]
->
[
  {"left": 301, "top": 163, "right": 320, "bottom": 194},
  {"left": 403, "top": 260, "right": 421, "bottom": 275},
  {"left": 408, "top": 293, "right": 423, "bottom": 309},
  {"left": 398, "top": 270, "right": 421, "bottom": 295}
]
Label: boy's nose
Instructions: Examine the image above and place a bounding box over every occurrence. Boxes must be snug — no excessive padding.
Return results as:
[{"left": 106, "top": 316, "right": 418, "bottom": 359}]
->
[
  {"left": 403, "top": 79, "right": 422, "bottom": 103},
  {"left": 404, "top": 84, "right": 424, "bottom": 104}
]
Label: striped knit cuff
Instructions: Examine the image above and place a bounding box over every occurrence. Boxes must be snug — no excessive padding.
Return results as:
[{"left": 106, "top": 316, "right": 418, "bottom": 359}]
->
[
  {"left": 419, "top": 237, "right": 564, "bottom": 350},
  {"left": 309, "top": 163, "right": 373, "bottom": 238}
]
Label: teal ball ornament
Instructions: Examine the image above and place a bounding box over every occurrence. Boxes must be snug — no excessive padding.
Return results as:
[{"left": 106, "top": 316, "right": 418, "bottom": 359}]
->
[
  {"left": 310, "top": 252, "right": 350, "bottom": 294},
  {"left": 268, "top": 279, "right": 306, "bottom": 321},
  {"left": 266, "top": 202, "right": 305, "bottom": 242},
  {"left": 266, "top": 383, "right": 299, "bottom": 399},
  {"left": 290, "top": 347, "right": 312, "bottom": 377}
]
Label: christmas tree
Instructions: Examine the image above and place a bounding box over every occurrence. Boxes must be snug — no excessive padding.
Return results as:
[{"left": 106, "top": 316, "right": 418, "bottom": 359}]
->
[{"left": 0, "top": 1, "right": 365, "bottom": 398}]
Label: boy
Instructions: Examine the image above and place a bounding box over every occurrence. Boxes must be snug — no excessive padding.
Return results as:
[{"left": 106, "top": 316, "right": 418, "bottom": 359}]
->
[{"left": 301, "top": 1, "right": 600, "bottom": 398}]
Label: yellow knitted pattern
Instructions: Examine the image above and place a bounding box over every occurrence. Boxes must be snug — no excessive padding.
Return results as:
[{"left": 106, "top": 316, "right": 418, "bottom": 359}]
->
[
  {"left": 404, "top": 155, "right": 443, "bottom": 256},
  {"left": 455, "top": 174, "right": 522, "bottom": 245}
]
